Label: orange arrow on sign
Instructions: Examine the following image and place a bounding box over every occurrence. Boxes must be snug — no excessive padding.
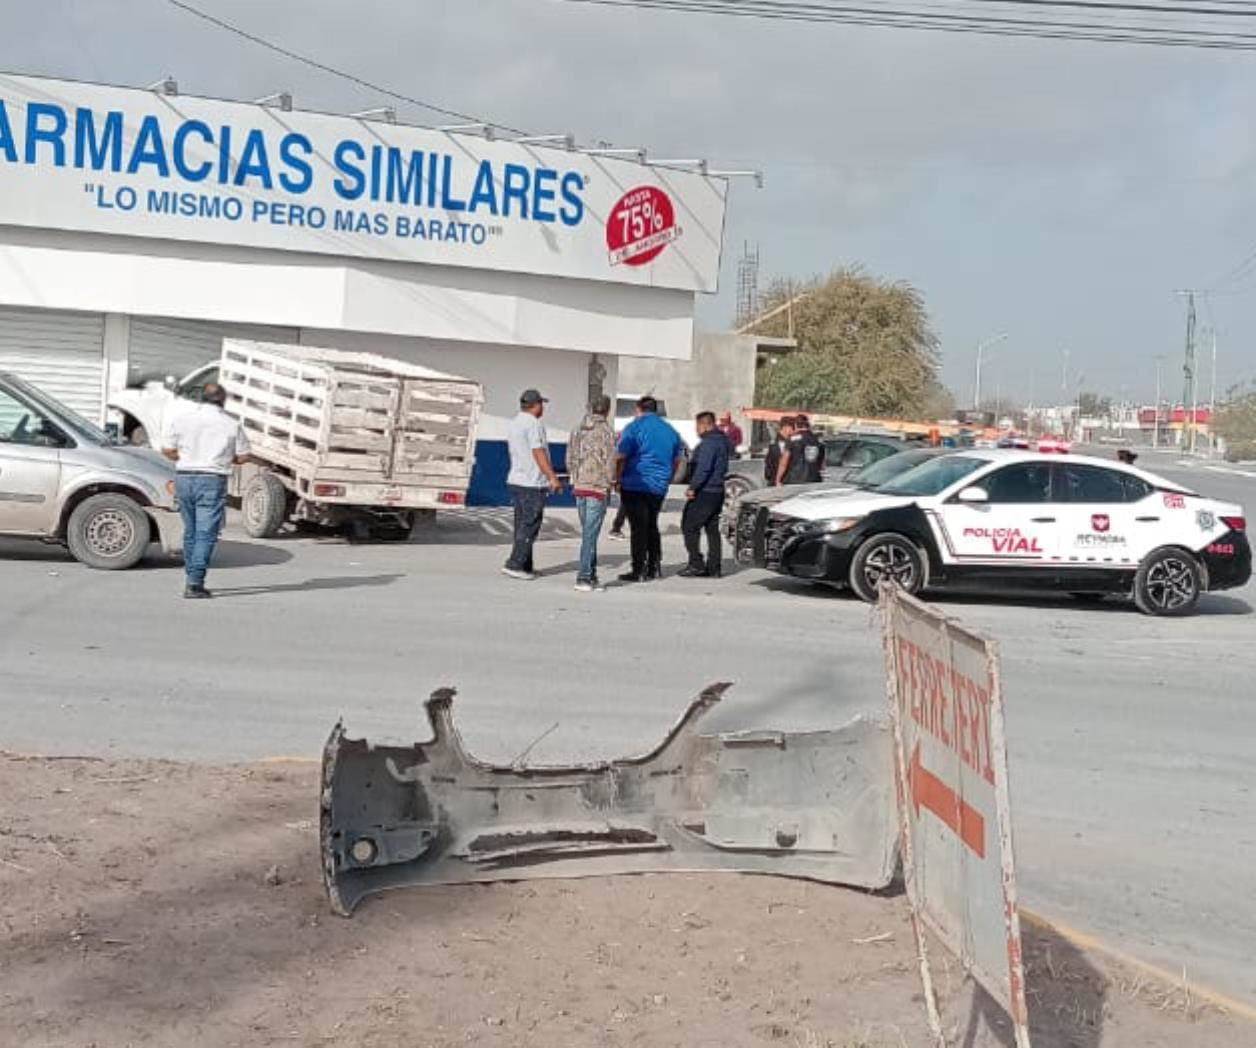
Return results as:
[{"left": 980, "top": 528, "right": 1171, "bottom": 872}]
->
[{"left": 910, "top": 742, "right": 986, "bottom": 859}]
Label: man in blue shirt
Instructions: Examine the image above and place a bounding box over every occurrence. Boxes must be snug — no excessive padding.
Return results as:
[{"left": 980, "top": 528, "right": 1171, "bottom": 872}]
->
[{"left": 614, "top": 396, "right": 685, "bottom": 583}]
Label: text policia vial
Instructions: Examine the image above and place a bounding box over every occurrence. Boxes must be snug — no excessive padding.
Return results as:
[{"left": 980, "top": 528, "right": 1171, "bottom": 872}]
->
[{"left": 0, "top": 101, "right": 586, "bottom": 226}]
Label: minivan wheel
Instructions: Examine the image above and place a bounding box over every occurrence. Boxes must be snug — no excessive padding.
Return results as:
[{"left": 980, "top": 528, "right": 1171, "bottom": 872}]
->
[
  {"left": 849, "top": 532, "right": 925, "bottom": 603},
  {"left": 1133, "top": 548, "right": 1202, "bottom": 617},
  {"left": 65, "top": 493, "right": 151, "bottom": 570}
]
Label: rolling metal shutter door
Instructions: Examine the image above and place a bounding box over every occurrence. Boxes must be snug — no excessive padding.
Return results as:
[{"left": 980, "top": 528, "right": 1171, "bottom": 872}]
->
[
  {"left": 0, "top": 307, "right": 105, "bottom": 422},
  {"left": 129, "top": 318, "right": 298, "bottom": 384}
]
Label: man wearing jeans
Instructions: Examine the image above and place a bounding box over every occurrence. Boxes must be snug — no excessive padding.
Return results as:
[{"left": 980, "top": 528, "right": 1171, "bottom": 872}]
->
[
  {"left": 615, "top": 396, "right": 685, "bottom": 583},
  {"left": 162, "top": 383, "right": 252, "bottom": 599},
  {"left": 502, "top": 388, "right": 562, "bottom": 581},
  {"left": 565, "top": 395, "right": 616, "bottom": 592}
]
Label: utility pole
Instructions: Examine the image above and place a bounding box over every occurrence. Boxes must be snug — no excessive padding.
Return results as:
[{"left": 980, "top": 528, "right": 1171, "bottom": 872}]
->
[
  {"left": 1153, "top": 354, "right": 1165, "bottom": 448},
  {"left": 1074, "top": 372, "right": 1085, "bottom": 443},
  {"left": 1176, "top": 290, "right": 1198, "bottom": 454},
  {"left": 973, "top": 332, "right": 1008, "bottom": 414},
  {"left": 1210, "top": 326, "right": 1218, "bottom": 454}
]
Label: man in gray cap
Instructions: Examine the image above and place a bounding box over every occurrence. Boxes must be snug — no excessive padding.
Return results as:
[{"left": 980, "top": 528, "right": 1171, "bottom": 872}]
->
[{"left": 502, "top": 388, "right": 562, "bottom": 580}]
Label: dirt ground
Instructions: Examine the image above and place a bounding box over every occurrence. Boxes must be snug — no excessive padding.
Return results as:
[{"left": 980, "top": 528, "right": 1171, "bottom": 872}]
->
[{"left": 0, "top": 754, "right": 1249, "bottom": 1048}]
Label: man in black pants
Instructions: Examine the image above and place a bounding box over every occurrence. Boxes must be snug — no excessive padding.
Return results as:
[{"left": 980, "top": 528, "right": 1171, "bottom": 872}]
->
[
  {"left": 615, "top": 396, "right": 685, "bottom": 582},
  {"left": 679, "top": 412, "right": 731, "bottom": 578}
]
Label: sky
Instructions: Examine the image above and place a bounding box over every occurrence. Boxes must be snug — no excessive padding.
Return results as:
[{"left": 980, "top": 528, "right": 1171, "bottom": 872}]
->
[{"left": 5, "top": 0, "right": 1256, "bottom": 406}]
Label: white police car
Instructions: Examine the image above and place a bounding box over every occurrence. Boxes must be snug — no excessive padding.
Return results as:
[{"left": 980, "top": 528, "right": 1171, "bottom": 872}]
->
[{"left": 750, "top": 450, "right": 1250, "bottom": 616}]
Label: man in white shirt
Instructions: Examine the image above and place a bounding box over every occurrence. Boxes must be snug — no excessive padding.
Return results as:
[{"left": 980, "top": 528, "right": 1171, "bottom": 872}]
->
[
  {"left": 502, "top": 388, "right": 562, "bottom": 580},
  {"left": 162, "top": 383, "right": 254, "bottom": 598}
]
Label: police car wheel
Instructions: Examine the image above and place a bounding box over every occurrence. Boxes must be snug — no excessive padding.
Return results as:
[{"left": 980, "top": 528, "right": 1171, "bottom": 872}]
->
[
  {"left": 849, "top": 532, "right": 924, "bottom": 603},
  {"left": 1133, "top": 548, "right": 1202, "bottom": 617}
]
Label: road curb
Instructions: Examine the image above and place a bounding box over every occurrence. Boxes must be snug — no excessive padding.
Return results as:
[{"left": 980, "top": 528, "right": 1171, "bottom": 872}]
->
[{"left": 1020, "top": 908, "right": 1256, "bottom": 1024}]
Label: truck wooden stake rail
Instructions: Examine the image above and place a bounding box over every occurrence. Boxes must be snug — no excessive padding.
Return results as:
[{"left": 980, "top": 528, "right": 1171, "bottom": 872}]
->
[{"left": 219, "top": 340, "right": 483, "bottom": 539}]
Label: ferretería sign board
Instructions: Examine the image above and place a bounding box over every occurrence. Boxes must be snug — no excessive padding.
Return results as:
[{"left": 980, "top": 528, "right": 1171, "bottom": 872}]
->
[{"left": 0, "top": 74, "right": 727, "bottom": 293}]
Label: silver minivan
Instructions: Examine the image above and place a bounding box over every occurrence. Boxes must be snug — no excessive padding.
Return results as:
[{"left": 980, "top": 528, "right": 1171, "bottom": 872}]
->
[{"left": 0, "top": 371, "right": 183, "bottom": 569}]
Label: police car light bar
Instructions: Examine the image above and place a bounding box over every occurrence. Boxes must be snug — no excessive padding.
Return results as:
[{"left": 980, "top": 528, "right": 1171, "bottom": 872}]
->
[
  {"left": 440, "top": 123, "right": 496, "bottom": 141},
  {"left": 147, "top": 77, "right": 178, "bottom": 97},
  {"left": 255, "top": 92, "right": 293, "bottom": 112},
  {"left": 352, "top": 107, "right": 397, "bottom": 124},
  {"left": 514, "top": 134, "right": 576, "bottom": 150},
  {"left": 581, "top": 147, "right": 647, "bottom": 164}
]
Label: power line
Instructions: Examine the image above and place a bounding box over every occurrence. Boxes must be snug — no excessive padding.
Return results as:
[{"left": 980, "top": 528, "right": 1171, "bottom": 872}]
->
[
  {"left": 560, "top": 0, "right": 1256, "bottom": 48},
  {"left": 162, "top": 0, "right": 530, "bottom": 133}
]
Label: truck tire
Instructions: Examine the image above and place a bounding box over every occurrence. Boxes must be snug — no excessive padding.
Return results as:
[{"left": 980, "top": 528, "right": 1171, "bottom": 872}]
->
[
  {"left": 65, "top": 493, "right": 151, "bottom": 570},
  {"left": 848, "top": 532, "right": 925, "bottom": 603},
  {"left": 1133, "top": 547, "right": 1202, "bottom": 617},
  {"left": 130, "top": 425, "right": 150, "bottom": 448},
  {"left": 242, "top": 471, "right": 289, "bottom": 538}
]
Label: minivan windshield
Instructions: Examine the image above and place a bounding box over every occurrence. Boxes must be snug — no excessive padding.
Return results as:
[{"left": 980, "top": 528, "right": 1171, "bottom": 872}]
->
[
  {"left": 3, "top": 374, "right": 111, "bottom": 446},
  {"left": 877, "top": 454, "right": 989, "bottom": 497}
]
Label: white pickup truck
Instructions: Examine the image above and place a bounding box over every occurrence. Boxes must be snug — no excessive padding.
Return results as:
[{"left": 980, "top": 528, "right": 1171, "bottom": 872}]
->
[
  {"left": 109, "top": 341, "right": 483, "bottom": 539},
  {"left": 613, "top": 394, "right": 698, "bottom": 449}
]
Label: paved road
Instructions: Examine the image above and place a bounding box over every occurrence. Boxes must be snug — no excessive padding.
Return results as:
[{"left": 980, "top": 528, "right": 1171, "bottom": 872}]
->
[{"left": 2, "top": 454, "right": 1253, "bottom": 1004}]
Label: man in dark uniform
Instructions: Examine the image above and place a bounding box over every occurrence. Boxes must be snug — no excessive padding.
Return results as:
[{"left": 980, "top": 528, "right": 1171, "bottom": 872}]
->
[
  {"left": 679, "top": 412, "right": 731, "bottom": 578},
  {"left": 778, "top": 414, "right": 824, "bottom": 485},
  {"left": 764, "top": 416, "right": 794, "bottom": 486}
]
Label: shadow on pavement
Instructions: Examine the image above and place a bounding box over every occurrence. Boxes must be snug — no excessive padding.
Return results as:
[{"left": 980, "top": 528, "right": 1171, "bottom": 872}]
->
[
  {"left": 0, "top": 539, "right": 294, "bottom": 571},
  {"left": 955, "top": 920, "right": 1106, "bottom": 1048},
  {"left": 414, "top": 508, "right": 579, "bottom": 547},
  {"left": 750, "top": 576, "right": 845, "bottom": 599},
  {"left": 534, "top": 554, "right": 631, "bottom": 578},
  {"left": 206, "top": 541, "right": 294, "bottom": 569},
  {"left": 0, "top": 538, "right": 80, "bottom": 565},
  {"left": 208, "top": 574, "right": 402, "bottom": 598},
  {"left": 748, "top": 576, "right": 1253, "bottom": 618}
]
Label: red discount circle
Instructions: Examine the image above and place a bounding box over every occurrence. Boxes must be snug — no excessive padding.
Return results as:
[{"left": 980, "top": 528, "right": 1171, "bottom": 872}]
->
[{"left": 606, "top": 185, "right": 679, "bottom": 268}]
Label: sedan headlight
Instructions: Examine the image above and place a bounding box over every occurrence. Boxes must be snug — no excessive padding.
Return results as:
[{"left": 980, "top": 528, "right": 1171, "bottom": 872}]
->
[{"left": 803, "top": 517, "right": 861, "bottom": 536}]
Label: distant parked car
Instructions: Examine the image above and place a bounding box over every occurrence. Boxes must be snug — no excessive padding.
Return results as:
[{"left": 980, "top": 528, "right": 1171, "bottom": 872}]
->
[
  {"left": 724, "top": 434, "right": 904, "bottom": 511},
  {"left": 0, "top": 371, "right": 182, "bottom": 569}
]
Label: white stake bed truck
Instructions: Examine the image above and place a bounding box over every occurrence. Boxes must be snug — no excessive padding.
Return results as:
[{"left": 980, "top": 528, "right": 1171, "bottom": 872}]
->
[{"left": 219, "top": 341, "right": 483, "bottom": 539}]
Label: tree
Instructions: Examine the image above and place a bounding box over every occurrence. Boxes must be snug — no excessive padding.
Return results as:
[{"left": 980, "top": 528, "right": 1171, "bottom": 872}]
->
[
  {"left": 749, "top": 268, "right": 940, "bottom": 418},
  {"left": 919, "top": 380, "right": 957, "bottom": 422},
  {"left": 978, "top": 398, "right": 1026, "bottom": 428},
  {"left": 1215, "top": 386, "right": 1256, "bottom": 462},
  {"left": 1077, "top": 391, "right": 1113, "bottom": 418}
]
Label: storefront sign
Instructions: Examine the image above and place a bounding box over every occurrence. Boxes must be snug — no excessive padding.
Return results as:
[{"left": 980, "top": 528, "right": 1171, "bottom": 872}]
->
[{"left": 0, "top": 74, "right": 726, "bottom": 293}]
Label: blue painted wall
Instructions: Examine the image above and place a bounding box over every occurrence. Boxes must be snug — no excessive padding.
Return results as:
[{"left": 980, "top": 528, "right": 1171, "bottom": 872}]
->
[{"left": 467, "top": 439, "right": 573, "bottom": 507}]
